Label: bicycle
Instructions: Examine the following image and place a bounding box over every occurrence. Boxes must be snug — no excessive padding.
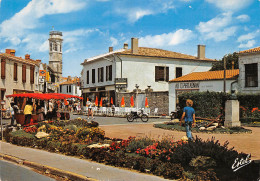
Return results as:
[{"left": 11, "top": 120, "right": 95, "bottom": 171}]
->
[{"left": 126, "top": 109, "right": 149, "bottom": 122}]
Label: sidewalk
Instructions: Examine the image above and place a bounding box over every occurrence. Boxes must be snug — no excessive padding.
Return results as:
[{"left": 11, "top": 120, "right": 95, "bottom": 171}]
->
[{"left": 0, "top": 141, "right": 170, "bottom": 181}]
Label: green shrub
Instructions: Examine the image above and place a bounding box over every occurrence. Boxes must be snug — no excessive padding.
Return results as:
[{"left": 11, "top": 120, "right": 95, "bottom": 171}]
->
[
  {"left": 178, "top": 91, "right": 260, "bottom": 119},
  {"left": 126, "top": 137, "right": 155, "bottom": 153},
  {"left": 10, "top": 130, "right": 35, "bottom": 138},
  {"left": 64, "top": 124, "right": 78, "bottom": 132}
]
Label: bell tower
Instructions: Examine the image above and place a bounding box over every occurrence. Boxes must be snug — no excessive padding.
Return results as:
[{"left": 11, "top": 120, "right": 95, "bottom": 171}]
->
[{"left": 49, "top": 30, "right": 63, "bottom": 82}]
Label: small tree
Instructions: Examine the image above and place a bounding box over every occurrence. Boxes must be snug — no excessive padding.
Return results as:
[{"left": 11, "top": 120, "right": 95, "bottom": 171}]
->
[{"left": 210, "top": 52, "right": 239, "bottom": 71}]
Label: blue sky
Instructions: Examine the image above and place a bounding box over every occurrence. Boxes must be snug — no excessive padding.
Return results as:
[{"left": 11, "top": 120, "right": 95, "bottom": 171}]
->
[{"left": 0, "top": 0, "right": 260, "bottom": 77}]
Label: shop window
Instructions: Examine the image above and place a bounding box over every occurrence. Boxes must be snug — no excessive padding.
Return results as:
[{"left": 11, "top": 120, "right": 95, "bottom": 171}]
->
[
  {"left": 69, "top": 85, "right": 72, "bottom": 93},
  {"left": 176, "top": 67, "right": 182, "bottom": 78},
  {"left": 60, "top": 85, "right": 62, "bottom": 93},
  {"left": 92, "top": 69, "right": 95, "bottom": 83},
  {"left": 245, "top": 63, "right": 258, "bottom": 87},
  {"left": 155, "top": 66, "right": 169, "bottom": 82}
]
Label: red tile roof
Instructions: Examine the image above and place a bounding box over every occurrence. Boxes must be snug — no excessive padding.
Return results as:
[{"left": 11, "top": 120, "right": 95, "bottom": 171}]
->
[
  {"left": 0, "top": 53, "right": 39, "bottom": 66},
  {"left": 239, "top": 46, "right": 260, "bottom": 54},
  {"left": 118, "top": 47, "right": 216, "bottom": 62},
  {"left": 170, "top": 69, "right": 239, "bottom": 82},
  {"left": 59, "top": 78, "right": 80, "bottom": 85}
]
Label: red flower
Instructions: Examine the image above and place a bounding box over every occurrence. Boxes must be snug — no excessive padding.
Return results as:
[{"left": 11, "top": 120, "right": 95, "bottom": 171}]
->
[{"left": 252, "top": 107, "right": 259, "bottom": 113}]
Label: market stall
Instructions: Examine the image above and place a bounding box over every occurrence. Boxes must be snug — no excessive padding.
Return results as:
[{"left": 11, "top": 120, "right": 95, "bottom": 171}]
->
[{"left": 6, "top": 93, "right": 82, "bottom": 125}]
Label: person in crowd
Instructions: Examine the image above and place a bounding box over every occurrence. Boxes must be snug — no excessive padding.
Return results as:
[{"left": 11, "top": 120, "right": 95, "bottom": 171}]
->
[
  {"left": 180, "top": 99, "right": 196, "bottom": 141},
  {"left": 47, "top": 100, "right": 54, "bottom": 121},
  {"left": 24, "top": 100, "right": 34, "bottom": 125},
  {"left": 87, "top": 100, "right": 94, "bottom": 120},
  {"left": 76, "top": 102, "right": 81, "bottom": 114},
  {"left": 36, "top": 100, "right": 44, "bottom": 122},
  {"left": 10, "top": 102, "right": 18, "bottom": 126},
  {"left": 111, "top": 104, "right": 115, "bottom": 116}
]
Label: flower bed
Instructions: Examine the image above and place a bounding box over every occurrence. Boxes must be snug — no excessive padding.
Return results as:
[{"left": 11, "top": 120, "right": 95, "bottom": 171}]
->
[
  {"left": 4, "top": 119, "right": 259, "bottom": 180},
  {"left": 154, "top": 121, "right": 252, "bottom": 134}
]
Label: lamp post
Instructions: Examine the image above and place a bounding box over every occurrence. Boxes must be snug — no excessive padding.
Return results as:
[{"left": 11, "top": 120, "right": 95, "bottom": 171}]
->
[{"left": 135, "top": 84, "right": 139, "bottom": 111}]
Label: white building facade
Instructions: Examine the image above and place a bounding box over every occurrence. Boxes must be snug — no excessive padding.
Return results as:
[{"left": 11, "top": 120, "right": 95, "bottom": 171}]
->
[
  {"left": 59, "top": 77, "right": 81, "bottom": 97},
  {"left": 238, "top": 47, "right": 260, "bottom": 94},
  {"left": 81, "top": 38, "right": 215, "bottom": 114},
  {"left": 169, "top": 69, "right": 239, "bottom": 113}
]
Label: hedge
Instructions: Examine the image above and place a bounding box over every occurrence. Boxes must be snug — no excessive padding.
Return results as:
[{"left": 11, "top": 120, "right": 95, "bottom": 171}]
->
[{"left": 178, "top": 91, "right": 260, "bottom": 119}]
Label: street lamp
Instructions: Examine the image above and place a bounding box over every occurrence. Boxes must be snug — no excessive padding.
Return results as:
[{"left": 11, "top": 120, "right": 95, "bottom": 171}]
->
[{"left": 135, "top": 84, "right": 139, "bottom": 111}]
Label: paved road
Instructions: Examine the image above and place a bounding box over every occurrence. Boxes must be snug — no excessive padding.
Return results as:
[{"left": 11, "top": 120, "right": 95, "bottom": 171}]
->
[
  {"left": 70, "top": 114, "right": 167, "bottom": 125},
  {"left": 1, "top": 114, "right": 167, "bottom": 127},
  {"left": 0, "top": 159, "right": 55, "bottom": 181}
]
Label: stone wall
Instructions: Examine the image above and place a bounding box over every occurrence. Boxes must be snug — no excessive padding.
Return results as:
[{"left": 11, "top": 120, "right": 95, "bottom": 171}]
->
[{"left": 116, "top": 91, "right": 169, "bottom": 115}]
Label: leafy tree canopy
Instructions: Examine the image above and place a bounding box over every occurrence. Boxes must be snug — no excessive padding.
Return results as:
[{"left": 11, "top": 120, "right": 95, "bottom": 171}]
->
[{"left": 210, "top": 52, "right": 239, "bottom": 71}]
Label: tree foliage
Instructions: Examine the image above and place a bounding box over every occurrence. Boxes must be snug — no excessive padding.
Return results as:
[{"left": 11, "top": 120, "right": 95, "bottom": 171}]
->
[{"left": 210, "top": 52, "right": 239, "bottom": 71}]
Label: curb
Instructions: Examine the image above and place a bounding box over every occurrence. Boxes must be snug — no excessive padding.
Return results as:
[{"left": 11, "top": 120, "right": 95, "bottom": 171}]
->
[{"left": 0, "top": 153, "right": 97, "bottom": 181}]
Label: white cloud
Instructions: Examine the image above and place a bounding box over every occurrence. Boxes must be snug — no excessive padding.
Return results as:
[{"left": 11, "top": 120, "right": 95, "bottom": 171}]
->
[
  {"left": 196, "top": 13, "right": 237, "bottom": 42},
  {"left": 0, "top": 0, "right": 87, "bottom": 45},
  {"left": 237, "top": 30, "right": 259, "bottom": 48},
  {"left": 110, "top": 37, "right": 119, "bottom": 46},
  {"left": 62, "top": 28, "right": 103, "bottom": 54},
  {"left": 205, "top": 0, "right": 253, "bottom": 11},
  {"left": 204, "top": 26, "right": 237, "bottom": 42},
  {"left": 196, "top": 12, "right": 232, "bottom": 33},
  {"left": 115, "top": 0, "right": 175, "bottom": 23},
  {"left": 237, "top": 30, "right": 260, "bottom": 42},
  {"left": 139, "top": 29, "right": 194, "bottom": 47},
  {"left": 236, "top": 14, "right": 250, "bottom": 22},
  {"left": 238, "top": 40, "right": 256, "bottom": 48}
]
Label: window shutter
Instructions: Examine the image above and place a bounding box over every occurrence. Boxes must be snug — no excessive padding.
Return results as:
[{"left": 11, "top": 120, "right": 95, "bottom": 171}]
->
[
  {"left": 87, "top": 71, "right": 89, "bottom": 84},
  {"left": 106, "top": 66, "right": 108, "bottom": 81},
  {"left": 22, "top": 64, "right": 26, "bottom": 83},
  {"left": 1, "top": 59, "right": 6, "bottom": 79},
  {"left": 109, "top": 65, "right": 112, "bottom": 81},
  {"left": 92, "top": 69, "right": 95, "bottom": 83},
  {"left": 155, "top": 66, "right": 159, "bottom": 81},
  {"left": 30, "top": 65, "right": 34, "bottom": 84},
  {"left": 101, "top": 67, "right": 104, "bottom": 82},
  {"left": 166, "top": 67, "right": 169, "bottom": 82},
  {"left": 14, "top": 63, "right": 18, "bottom": 81}
]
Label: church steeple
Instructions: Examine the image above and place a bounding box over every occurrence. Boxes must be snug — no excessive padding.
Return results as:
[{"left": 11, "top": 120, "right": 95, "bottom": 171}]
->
[{"left": 49, "top": 30, "right": 63, "bottom": 82}]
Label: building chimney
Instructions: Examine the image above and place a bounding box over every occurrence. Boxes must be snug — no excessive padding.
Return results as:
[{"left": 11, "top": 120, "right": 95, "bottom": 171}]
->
[
  {"left": 123, "top": 43, "right": 128, "bottom": 49},
  {"left": 109, "top": 47, "right": 113, "bottom": 53},
  {"left": 197, "top": 45, "right": 205, "bottom": 59},
  {"left": 5, "top": 49, "right": 16, "bottom": 56},
  {"left": 25, "top": 54, "right": 30, "bottom": 60},
  {"left": 68, "top": 76, "right": 72, "bottom": 81},
  {"left": 131, "top": 38, "right": 139, "bottom": 54},
  {"left": 36, "top": 59, "right": 41, "bottom": 63}
]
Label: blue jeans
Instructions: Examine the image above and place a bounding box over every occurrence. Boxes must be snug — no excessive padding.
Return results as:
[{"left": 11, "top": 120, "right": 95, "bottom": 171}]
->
[{"left": 185, "top": 122, "right": 193, "bottom": 140}]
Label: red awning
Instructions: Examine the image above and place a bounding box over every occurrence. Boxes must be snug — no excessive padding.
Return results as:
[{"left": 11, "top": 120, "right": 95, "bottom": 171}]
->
[{"left": 6, "top": 93, "right": 83, "bottom": 100}]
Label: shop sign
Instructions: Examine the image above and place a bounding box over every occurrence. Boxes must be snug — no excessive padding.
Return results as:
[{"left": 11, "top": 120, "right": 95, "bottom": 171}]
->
[
  {"left": 175, "top": 82, "right": 199, "bottom": 90},
  {"left": 115, "top": 78, "right": 127, "bottom": 88}
]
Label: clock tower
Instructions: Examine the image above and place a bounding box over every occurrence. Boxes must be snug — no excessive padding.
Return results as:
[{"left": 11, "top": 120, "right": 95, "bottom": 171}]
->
[{"left": 49, "top": 31, "right": 63, "bottom": 82}]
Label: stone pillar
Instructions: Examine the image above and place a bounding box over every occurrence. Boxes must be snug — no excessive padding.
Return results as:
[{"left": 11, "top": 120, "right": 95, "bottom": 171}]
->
[{"left": 224, "top": 100, "right": 241, "bottom": 127}]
